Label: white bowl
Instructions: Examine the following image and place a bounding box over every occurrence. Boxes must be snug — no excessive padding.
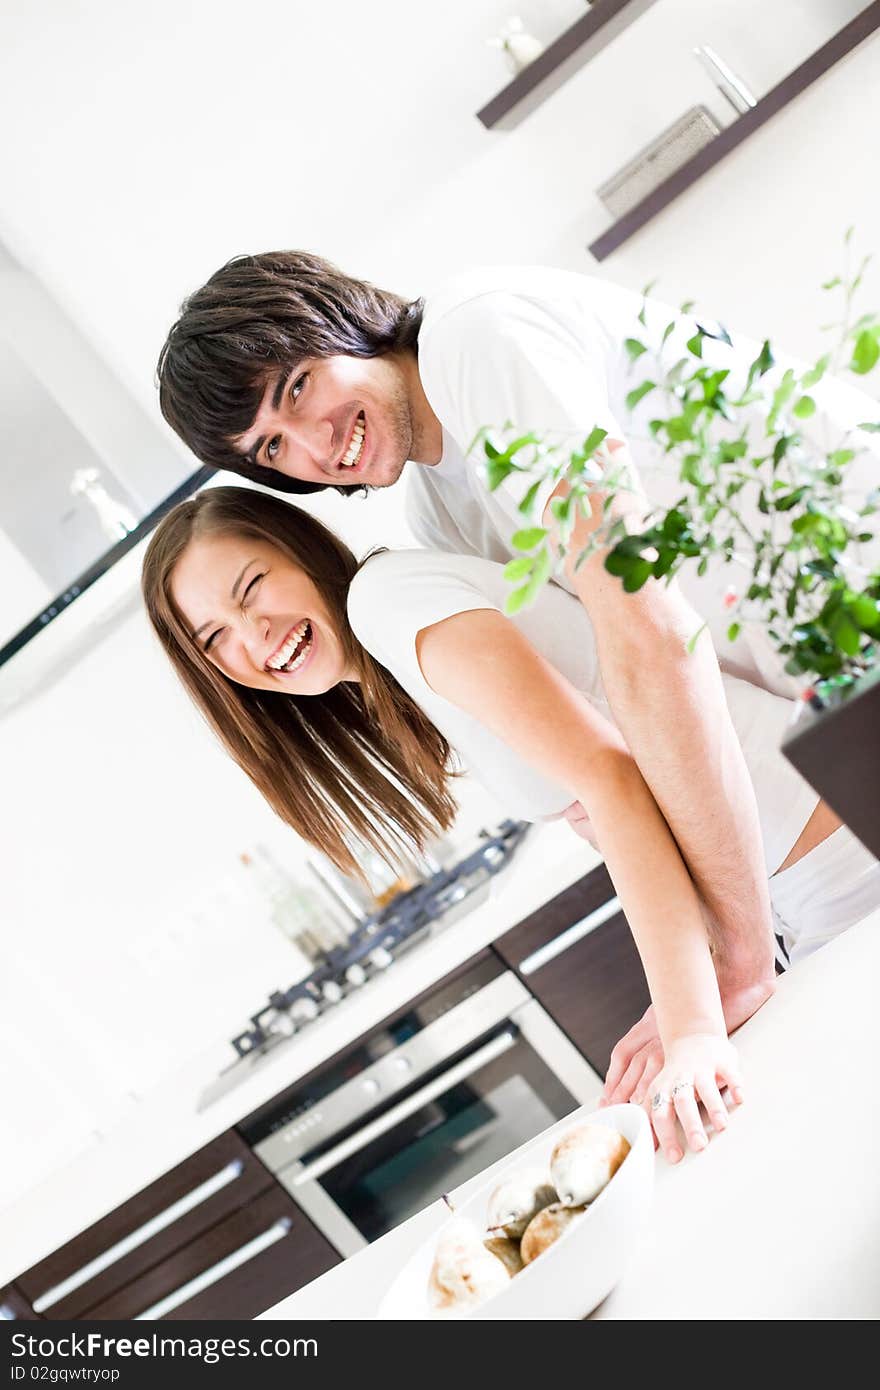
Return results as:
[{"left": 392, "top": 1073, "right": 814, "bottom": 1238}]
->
[{"left": 377, "top": 1104, "right": 653, "bottom": 1320}]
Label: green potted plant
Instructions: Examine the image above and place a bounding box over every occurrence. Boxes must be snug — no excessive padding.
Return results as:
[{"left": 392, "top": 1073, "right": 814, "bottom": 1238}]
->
[{"left": 479, "top": 234, "right": 880, "bottom": 854}]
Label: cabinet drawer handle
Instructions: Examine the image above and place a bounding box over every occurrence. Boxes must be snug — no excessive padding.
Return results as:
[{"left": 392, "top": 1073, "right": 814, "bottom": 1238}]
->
[
  {"left": 32, "top": 1159, "right": 246, "bottom": 1313},
  {"left": 134, "top": 1217, "right": 293, "bottom": 1320},
  {"left": 518, "top": 897, "right": 621, "bottom": 975}
]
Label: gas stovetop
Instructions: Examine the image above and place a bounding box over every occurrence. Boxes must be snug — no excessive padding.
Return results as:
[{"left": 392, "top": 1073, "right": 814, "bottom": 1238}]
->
[{"left": 198, "top": 820, "right": 531, "bottom": 1109}]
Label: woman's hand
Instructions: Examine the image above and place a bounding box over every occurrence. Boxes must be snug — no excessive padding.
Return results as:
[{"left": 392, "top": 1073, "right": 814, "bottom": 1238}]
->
[
  {"left": 642, "top": 1033, "right": 744, "bottom": 1163},
  {"left": 602, "top": 978, "right": 775, "bottom": 1108}
]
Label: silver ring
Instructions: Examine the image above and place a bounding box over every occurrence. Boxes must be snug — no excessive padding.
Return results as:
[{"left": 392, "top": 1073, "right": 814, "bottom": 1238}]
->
[
  {"left": 671, "top": 1081, "right": 695, "bottom": 1100},
  {"left": 651, "top": 1091, "right": 669, "bottom": 1111}
]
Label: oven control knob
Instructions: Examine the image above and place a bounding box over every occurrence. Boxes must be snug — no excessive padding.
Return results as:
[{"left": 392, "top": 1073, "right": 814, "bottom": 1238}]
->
[
  {"left": 391, "top": 1056, "right": 412, "bottom": 1074},
  {"left": 368, "top": 947, "right": 393, "bottom": 970},
  {"left": 345, "top": 964, "right": 367, "bottom": 987},
  {"left": 322, "top": 980, "right": 344, "bottom": 1004},
  {"left": 291, "top": 997, "right": 320, "bottom": 1023},
  {"left": 362, "top": 1077, "right": 381, "bottom": 1096}
]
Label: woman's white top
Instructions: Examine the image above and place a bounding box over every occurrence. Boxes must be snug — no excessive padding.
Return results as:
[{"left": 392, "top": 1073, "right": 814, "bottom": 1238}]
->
[{"left": 347, "top": 548, "right": 819, "bottom": 876}]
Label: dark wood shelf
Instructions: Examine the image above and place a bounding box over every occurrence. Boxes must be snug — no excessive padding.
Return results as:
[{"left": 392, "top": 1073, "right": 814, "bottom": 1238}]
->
[
  {"left": 588, "top": 1, "right": 880, "bottom": 261},
  {"left": 477, "top": 0, "right": 658, "bottom": 130}
]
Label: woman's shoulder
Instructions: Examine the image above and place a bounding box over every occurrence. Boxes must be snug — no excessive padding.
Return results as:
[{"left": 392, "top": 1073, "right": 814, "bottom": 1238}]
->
[{"left": 347, "top": 549, "right": 505, "bottom": 654}]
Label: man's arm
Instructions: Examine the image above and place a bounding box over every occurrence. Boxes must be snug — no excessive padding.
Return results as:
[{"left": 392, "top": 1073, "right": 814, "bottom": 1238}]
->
[{"left": 543, "top": 441, "right": 777, "bottom": 997}]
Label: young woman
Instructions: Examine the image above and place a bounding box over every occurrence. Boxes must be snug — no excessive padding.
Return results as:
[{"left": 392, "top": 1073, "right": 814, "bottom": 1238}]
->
[{"left": 142, "top": 487, "right": 880, "bottom": 1163}]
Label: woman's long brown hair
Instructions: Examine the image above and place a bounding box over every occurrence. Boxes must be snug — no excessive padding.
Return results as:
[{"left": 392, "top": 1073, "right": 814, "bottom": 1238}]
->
[{"left": 142, "top": 486, "right": 457, "bottom": 878}]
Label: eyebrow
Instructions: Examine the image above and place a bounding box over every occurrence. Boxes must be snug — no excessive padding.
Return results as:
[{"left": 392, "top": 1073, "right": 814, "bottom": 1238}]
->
[
  {"left": 239, "top": 371, "right": 293, "bottom": 466},
  {"left": 191, "top": 559, "right": 258, "bottom": 643}
]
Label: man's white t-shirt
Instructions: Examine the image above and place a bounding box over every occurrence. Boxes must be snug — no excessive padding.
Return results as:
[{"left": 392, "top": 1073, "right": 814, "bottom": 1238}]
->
[
  {"left": 346, "top": 547, "right": 818, "bottom": 877},
  {"left": 406, "top": 265, "right": 880, "bottom": 694}
]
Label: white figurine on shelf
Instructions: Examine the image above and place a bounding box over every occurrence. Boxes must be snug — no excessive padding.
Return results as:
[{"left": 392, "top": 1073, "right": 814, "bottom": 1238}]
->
[{"left": 488, "top": 17, "right": 544, "bottom": 76}]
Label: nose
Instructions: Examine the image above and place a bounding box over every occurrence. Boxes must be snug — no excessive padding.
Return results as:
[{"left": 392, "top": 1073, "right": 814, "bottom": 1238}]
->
[
  {"left": 287, "top": 409, "right": 335, "bottom": 464},
  {"left": 241, "top": 611, "right": 271, "bottom": 669}
]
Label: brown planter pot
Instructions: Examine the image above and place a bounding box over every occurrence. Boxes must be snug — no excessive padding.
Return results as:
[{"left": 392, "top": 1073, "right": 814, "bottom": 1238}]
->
[{"left": 781, "top": 668, "right": 880, "bottom": 859}]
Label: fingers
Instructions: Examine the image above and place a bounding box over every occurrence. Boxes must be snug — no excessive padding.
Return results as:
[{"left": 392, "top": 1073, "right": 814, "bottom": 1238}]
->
[
  {"left": 672, "top": 1083, "right": 707, "bottom": 1153},
  {"left": 631, "top": 1051, "right": 664, "bottom": 1107},
  {"left": 644, "top": 1091, "right": 682, "bottom": 1164},
  {"left": 718, "top": 1059, "right": 745, "bottom": 1108},
  {"left": 603, "top": 1046, "right": 653, "bottom": 1107},
  {"left": 647, "top": 1065, "right": 743, "bottom": 1162},
  {"left": 696, "top": 1072, "right": 728, "bottom": 1135},
  {"left": 602, "top": 1015, "right": 656, "bottom": 1100}
]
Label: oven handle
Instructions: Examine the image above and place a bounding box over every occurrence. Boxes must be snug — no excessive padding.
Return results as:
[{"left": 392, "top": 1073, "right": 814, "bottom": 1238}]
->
[{"left": 290, "top": 1029, "right": 518, "bottom": 1186}]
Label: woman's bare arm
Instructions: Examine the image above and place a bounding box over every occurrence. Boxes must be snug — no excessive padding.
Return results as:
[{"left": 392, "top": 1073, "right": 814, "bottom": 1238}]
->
[{"left": 416, "top": 607, "right": 741, "bottom": 1158}]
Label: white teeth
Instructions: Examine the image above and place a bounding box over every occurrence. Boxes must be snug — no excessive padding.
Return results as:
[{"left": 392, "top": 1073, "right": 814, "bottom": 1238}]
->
[
  {"left": 340, "top": 415, "right": 365, "bottom": 468},
  {"left": 267, "top": 620, "right": 311, "bottom": 672}
]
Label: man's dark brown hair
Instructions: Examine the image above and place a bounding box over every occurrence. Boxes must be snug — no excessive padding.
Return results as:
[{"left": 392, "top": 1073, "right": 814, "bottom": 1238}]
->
[{"left": 156, "top": 251, "right": 423, "bottom": 493}]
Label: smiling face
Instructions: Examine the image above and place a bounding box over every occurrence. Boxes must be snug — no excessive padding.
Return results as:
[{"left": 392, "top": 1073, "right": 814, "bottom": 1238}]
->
[
  {"left": 170, "top": 531, "right": 357, "bottom": 695},
  {"left": 232, "top": 351, "right": 435, "bottom": 489}
]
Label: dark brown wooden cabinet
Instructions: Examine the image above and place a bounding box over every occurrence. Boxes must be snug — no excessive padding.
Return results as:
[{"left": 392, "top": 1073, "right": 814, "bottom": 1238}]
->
[
  {"left": 492, "top": 863, "right": 650, "bottom": 1079},
  {"left": 16, "top": 1129, "right": 340, "bottom": 1321},
  {"left": 0, "top": 1284, "right": 39, "bottom": 1319},
  {"left": 84, "top": 1186, "right": 338, "bottom": 1321}
]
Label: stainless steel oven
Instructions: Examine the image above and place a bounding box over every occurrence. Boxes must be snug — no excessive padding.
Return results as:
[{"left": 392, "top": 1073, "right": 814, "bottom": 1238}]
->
[{"left": 242, "top": 953, "right": 603, "bottom": 1256}]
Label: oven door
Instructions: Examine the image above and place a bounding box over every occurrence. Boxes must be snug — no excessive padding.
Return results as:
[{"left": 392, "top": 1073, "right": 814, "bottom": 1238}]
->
[{"left": 275, "top": 1002, "right": 601, "bottom": 1255}]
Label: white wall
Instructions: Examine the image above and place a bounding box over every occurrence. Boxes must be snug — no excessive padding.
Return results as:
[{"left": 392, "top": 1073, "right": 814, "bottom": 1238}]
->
[{"left": 0, "top": 0, "right": 879, "bottom": 1202}]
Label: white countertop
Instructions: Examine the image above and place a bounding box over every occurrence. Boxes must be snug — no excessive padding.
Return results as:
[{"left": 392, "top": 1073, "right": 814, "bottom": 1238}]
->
[
  {"left": 262, "top": 909, "right": 880, "bottom": 1320},
  {"left": 0, "top": 823, "right": 600, "bottom": 1287}
]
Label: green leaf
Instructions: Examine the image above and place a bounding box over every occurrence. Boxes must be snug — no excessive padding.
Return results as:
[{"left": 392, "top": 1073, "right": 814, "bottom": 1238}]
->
[
  {"left": 828, "top": 448, "right": 856, "bottom": 468},
  {"left": 768, "top": 368, "right": 797, "bottom": 426},
  {"left": 858, "top": 421, "right": 880, "bottom": 433},
  {"left": 686, "top": 331, "right": 704, "bottom": 358},
  {"left": 652, "top": 547, "right": 677, "bottom": 579},
  {"left": 666, "top": 415, "right": 694, "bottom": 443},
  {"left": 483, "top": 437, "right": 500, "bottom": 460},
  {"left": 517, "top": 478, "right": 543, "bottom": 516},
  {"left": 801, "top": 353, "right": 831, "bottom": 389},
  {"left": 679, "top": 299, "right": 696, "bottom": 314},
  {"left": 793, "top": 395, "right": 816, "bottom": 419},
  {"left": 821, "top": 276, "right": 842, "bottom": 290},
  {"left": 504, "top": 546, "right": 553, "bottom": 614},
  {"left": 622, "top": 558, "right": 654, "bottom": 593},
  {"left": 696, "top": 320, "right": 733, "bottom": 346},
  {"left": 686, "top": 621, "right": 708, "bottom": 652},
  {"left": 661, "top": 319, "right": 676, "bottom": 347},
  {"left": 827, "top": 609, "right": 862, "bottom": 656},
  {"left": 625, "top": 337, "right": 648, "bottom": 361},
  {"left": 503, "top": 556, "right": 534, "bottom": 582},
  {"left": 581, "top": 425, "right": 609, "bottom": 455},
  {"left": 772, "top": 434, "right": 795, "bottom": 466},
  {"left": 791, "top": 512, "right": 825, "bottom": 535},
  {"left": 505, "top": 582, "right": 534, "bottom": 616},
  {"left": 511, "top": 526, "right": 547, "bottom": 552},
  {"left": 846, "top": 595, "right": 880, "bottom": 633},
  {"left": 851, "top": 329, "right": 880, "bottom": 375},
  {"left": 775, "top": 487, "right": 808, "bottom": 512},
  {"left": 745, "top": 339, "right": 775, "bottom": 393},
  {"left": 625, "top": 381, "right": 656, "bottom": 411},
  {"left": 727, "top": 622, "right": 741, "bottom": 642},
  {"left": 505, "top": 431, "right": 541, "bottom": 456},
  {"left": 486, "top": 458, "right": 516, "bottom": 490}
]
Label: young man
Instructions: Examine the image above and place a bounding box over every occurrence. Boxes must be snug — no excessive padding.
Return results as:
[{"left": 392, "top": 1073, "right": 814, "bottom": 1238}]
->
[{"left": 158, "top": 251, "right": 839, "bottom": 1100}]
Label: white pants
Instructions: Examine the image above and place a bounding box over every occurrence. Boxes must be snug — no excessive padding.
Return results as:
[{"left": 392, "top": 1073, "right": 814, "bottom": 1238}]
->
[{"left": 769, "top": 824, "right": 880, "bottom": 966}]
